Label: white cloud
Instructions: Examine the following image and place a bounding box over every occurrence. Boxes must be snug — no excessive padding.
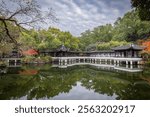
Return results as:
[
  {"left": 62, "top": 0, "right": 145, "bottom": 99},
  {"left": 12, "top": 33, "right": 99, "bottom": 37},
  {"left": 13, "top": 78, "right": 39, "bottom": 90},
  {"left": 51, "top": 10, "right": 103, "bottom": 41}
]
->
[{"left": 38, "top": 0, "right": 131, "bottom": 36}]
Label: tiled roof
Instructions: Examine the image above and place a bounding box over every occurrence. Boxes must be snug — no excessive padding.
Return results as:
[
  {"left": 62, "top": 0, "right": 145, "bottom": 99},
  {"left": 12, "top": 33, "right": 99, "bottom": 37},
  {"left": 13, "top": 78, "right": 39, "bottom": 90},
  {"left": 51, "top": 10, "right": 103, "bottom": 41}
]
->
[
  {"left": 112, "top": 44, "right": 144, "bottom": 51},
  {"left": 85, "top": 50, "right": 114, "bottom": 53},
  {"left": 56, "top": 45, "right": 69, "bottom": 51}
]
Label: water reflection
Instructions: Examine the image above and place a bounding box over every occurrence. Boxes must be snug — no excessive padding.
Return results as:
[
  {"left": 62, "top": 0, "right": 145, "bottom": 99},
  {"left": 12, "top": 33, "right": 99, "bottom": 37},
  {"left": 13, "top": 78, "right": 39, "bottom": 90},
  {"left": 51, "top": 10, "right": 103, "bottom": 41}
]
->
[
  {"left": 52, "top": 82, "right": 117, "bottom": 100},
  {"left": 52, "top": 61, "right": 143, "bottom": 73},
  {"left": 0, "top": 65, "right": 150, "bottom": 100}
]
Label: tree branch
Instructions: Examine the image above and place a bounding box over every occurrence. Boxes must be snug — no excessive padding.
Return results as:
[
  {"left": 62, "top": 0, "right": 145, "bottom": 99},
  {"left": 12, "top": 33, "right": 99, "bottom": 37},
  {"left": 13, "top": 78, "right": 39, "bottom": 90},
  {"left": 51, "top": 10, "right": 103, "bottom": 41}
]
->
[
  {"left": 0, "top": 0, "right": 57, "bottom": 46},
  {"left": 2, "top": 20, "right": 17, "bottom": 44}
]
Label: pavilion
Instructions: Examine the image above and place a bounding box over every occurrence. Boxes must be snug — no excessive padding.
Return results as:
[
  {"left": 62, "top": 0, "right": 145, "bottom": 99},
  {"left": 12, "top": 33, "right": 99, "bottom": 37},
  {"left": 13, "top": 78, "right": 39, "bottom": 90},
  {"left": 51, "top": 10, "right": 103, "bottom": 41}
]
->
[
  {"left": 50, "top": 44, "right": 144, "bottom": 67},
  {"left": 41, "top": 44, "right": 144, "bottom": 58},
  {"left": 112, "top": 44, "right": 144, "bottom": 58}
]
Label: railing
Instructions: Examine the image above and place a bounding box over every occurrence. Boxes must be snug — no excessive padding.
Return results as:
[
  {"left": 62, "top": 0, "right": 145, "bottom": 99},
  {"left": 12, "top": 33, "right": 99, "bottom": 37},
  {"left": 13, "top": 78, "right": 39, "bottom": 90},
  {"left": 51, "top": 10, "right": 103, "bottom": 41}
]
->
[
  {"left": 52, "top": 56, "right": 142, "bottom": 61},
  {"left": 0, "top": 55, "right": 22, "bottom": 58}
]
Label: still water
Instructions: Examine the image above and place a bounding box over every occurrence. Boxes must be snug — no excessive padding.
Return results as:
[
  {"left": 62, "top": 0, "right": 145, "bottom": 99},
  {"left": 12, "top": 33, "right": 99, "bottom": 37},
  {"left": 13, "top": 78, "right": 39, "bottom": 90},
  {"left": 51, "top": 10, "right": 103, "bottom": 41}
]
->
[{"left": 0, "top": 64, "right": 150, "bottom": 100}]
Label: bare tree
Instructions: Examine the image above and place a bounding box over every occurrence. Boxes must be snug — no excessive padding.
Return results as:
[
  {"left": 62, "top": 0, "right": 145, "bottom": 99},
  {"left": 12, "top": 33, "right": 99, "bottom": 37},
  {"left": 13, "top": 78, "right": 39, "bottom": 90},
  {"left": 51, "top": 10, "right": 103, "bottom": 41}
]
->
[{"left": 0, "top": 0, "right": 57, "bottom": 44}]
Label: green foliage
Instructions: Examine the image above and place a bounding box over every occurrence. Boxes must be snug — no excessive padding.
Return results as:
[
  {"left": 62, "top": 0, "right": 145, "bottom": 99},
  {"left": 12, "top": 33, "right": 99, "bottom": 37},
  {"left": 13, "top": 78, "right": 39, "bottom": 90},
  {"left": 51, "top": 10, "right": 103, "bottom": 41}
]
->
[
  {"left": 144, "top": 53, "right": 150, "bottom": 66},
  {"left": 131, "top": 0, "right": 150, "bottom": 21},
  {"left": 0, "top": 20, "right": 19, "bottom": 54},
  {"left": 19, "top": 28, "right": 80, "bottom": 51},
  {"left": 79, "top": 24, "right": 113, "bottom": 50},
  {"left": 22, "top": 56, "right": 36, "bottom": 63},
  {"left": 97, "top": 42, "right": 110, "bottom": 50},
  {"left": 22, "top": 55, "right": 52, "bottom": 63},
  {"left": 145, "top": 61, "right": 150, "bottom": 66},
  {"left": 39, "top": 56, "right": 52, "bottom": 63},
  {"left": 1, "top": 9, "right": 150, "bottom": 53},
  {"left": 97, "top": 41, "right": 129, "bottom": 50},
  {"left": 0, "top": 60, "right": 6, "bottom": 66},
  {"left": 86, "top": 44, "right": 97, "bottom": 51},
  {"left": 0, "top": 42, "right": 14, "bottom": 54},
  {"left": 112, "top": 10, "right": 150, "bottom": 42},
  {"left": 0, "top": 19, "right": 20, "bottom": 43},
  {"left": 80, "top": 10, "right": 150, "bottom": 50}
]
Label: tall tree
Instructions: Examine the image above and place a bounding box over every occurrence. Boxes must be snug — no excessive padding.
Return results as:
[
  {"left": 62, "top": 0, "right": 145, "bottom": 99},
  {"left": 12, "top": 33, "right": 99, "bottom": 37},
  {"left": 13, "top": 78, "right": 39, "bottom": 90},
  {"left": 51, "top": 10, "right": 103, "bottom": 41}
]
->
[
  {"left": 112, "top": 10, "right": 150, "bottom": 42},
  {"left": 18, "top": 27, "right": 80, "bottom": 51},
  {"left": 0, "top": 0, "right": 57, "bottom": 44},
  {"left": 131, "top": 0, "right": 150, "bottom": 20},
  {"left": 79, "top": 10, "right": 150, "bottom": 50}
]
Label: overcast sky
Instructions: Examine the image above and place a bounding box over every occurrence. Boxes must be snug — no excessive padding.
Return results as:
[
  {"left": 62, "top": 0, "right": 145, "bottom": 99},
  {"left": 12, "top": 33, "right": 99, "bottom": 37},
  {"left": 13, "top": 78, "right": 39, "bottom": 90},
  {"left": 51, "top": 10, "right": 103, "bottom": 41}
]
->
[{"left": 38, "top": 0, "right": 131, "bottom": 36}]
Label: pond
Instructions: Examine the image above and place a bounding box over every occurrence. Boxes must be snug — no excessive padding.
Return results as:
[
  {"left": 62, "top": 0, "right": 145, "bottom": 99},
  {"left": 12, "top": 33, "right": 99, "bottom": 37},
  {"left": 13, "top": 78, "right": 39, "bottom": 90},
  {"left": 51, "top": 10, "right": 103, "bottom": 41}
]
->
[{"left": 0, "top": 64, "right": 150, "bottom": 100}]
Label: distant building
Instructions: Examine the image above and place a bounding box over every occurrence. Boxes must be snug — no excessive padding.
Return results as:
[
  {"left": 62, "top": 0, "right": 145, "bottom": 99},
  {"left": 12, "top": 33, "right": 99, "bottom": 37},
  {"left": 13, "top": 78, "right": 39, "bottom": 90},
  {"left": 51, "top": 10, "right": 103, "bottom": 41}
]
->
[{"left": 39, "top": 44, "right": 144, "bottom": 58}]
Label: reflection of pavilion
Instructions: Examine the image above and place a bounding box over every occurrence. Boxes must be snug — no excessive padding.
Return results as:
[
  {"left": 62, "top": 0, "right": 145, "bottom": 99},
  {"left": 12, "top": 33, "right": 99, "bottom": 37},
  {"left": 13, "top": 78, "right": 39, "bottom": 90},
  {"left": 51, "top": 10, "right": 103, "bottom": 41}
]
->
[{"left": 52, "top": 60, "right": 143, "bottom": 72}]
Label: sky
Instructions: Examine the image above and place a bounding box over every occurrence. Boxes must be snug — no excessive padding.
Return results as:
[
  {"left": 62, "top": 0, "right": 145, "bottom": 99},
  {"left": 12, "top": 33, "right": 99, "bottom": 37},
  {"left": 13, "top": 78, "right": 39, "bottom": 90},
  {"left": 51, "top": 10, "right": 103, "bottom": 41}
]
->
[{"left": 38, "top": 0, "right": 132, "bottom": 36}]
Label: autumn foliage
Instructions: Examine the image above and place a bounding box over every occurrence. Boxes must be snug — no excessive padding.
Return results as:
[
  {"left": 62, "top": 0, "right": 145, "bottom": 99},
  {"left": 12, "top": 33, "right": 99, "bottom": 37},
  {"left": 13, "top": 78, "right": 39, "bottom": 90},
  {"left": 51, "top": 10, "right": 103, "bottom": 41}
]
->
[
  {"left": 139, "top": 39, "right": 150, "bottom": 54},
  {"left": 22, "top": 49, "right": 38, "bottom": 56},
  {"left": 141, "top": 39, "right": 150, "bottom": 53}
]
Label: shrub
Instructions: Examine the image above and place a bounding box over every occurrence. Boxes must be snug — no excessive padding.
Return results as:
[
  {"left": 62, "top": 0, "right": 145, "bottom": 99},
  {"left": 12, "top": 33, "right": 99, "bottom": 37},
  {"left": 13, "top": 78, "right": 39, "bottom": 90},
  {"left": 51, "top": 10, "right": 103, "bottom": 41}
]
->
[
  {"left": 22, "top": 56, "right": 36, "bottom": 63},
  {"left": 40, "top": 56, "right": 52, "bottom": 63},
  {"left": 22, "top": 56, "right": 52, "bottom": 63},
  {"left": 0, "top": 60, "right": 6, "bottom": 66}
]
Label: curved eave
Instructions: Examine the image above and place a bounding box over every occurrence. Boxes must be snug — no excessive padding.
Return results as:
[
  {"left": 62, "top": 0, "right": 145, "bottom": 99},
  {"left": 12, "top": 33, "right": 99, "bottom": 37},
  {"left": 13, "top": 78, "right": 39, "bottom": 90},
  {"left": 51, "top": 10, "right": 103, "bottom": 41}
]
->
[
  {"left": 112, "top": 45, "right": 144, "bottom": 51},
  {"left": 113, "top": 48, "right": 143, "bottom": 51}
]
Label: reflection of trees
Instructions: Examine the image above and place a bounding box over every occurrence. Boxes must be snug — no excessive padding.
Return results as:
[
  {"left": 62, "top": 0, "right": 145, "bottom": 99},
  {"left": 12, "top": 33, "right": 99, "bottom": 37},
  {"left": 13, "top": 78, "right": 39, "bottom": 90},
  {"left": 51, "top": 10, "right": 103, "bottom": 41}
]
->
[
  {"left": 81, "top": 69, "right": 130, "bottom": 99},
  {"left": 0, "top": 65, "right": 81, "bottom": 100},
  {"left": 0, "top": 65, "right": 150, "bottom": 100},
  {"left": 116, "top": 83, "right": 150, "bottom": 100},
  {"left": 0, "top": 74, "right": 35, "bottom": 99},
  {"left": 81, "top": 69, "right": 150, "bottom": 100}
]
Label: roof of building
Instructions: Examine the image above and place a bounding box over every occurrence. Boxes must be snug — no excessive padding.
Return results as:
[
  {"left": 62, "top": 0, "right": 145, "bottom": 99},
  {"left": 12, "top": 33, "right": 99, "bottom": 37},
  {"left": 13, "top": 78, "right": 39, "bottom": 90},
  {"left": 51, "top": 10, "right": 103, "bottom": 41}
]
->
[
  {"left": 112, "top": 44, "right": 144, "bottom": 51},
  {"left": 56, "top": 45, "right": 69, "bottom": 52},
  {"left": 84, "top": 50, "right": 114, "bottom": 53}
]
